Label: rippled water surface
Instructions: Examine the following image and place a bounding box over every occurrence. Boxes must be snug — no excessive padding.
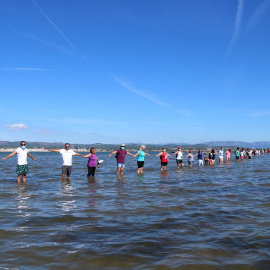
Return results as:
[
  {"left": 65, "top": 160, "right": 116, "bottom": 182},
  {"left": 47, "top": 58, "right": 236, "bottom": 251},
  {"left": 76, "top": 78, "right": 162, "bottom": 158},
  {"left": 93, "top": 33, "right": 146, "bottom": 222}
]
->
[{"left": 1, "top": 152, "right": 270, "bottom": 269}]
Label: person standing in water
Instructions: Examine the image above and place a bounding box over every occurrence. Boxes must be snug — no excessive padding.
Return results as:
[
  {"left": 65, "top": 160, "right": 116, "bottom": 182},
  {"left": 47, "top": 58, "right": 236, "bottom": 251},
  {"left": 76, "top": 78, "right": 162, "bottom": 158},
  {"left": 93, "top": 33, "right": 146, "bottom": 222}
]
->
[
  {"left": 174, "top": 146, "right": 185, "bottom": 168},
  {"left": 235, "top": 147, "right": 240, "bottom": 161},
  {"left": 134, "top": 145, "right": 150, "bottom": 174},
  {"left": 48, "top": 143, "right": 83, "bottom": 180},
  {"left": 219, "top": 147, "right": 224, "bottom": 163},
  {"left": 83, "top": 147, "right": 100, "bottom": 177},
  {"left": 109, "top": 144, "right": 136, "bottom": 176},
  {"left": 225, "top": 149, "right": 231, "bottom": 162},
  {"left": 194, "top": 149, "right": 204, "bottom": 167},
  {"left": 156, "top": 148, "right": 173, "bottom": 171},
  {"left": 186, "top": 150, "right": 194, "bottom": 168},
  {"left": 2, "top": 141, "right": 37, "bottom": 184}
]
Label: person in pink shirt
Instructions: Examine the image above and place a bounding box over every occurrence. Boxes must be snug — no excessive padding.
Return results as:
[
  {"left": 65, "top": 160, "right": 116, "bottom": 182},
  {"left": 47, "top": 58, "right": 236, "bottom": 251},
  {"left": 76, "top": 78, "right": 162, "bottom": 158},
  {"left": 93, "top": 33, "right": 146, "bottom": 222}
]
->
[{"left": 225, "top": 149, "right": 231, "bottom": 162}]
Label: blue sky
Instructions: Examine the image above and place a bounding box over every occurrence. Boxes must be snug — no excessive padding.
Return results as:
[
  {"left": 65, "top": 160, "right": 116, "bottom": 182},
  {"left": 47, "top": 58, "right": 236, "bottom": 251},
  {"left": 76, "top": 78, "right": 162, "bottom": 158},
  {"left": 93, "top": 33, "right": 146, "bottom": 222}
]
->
[{"left": 1, "top": 0, "right": 270, "bottom": 144}]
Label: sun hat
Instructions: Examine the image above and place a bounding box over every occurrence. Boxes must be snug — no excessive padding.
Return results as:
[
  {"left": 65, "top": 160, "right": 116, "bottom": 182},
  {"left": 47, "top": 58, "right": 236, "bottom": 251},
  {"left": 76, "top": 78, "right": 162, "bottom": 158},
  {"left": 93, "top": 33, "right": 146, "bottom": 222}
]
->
[
  {"left": 178, "top": 146, "right": 181, "bottom": 149},
  {"left": 120, "top": 143, "right": 125, "bottom": 147}
]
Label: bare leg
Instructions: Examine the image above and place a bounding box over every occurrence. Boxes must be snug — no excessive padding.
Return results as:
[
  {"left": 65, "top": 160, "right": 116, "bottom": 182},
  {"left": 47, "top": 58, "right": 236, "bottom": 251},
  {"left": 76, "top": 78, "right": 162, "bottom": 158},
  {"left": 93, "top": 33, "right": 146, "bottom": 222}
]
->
[
  {"left": 22, "top": 174, "right": 26, "bottom": 184},
  {"left": 61, "top": 174, "right": 66, "bottom": 180},
  {"left": 17, "top": 174, "right": 22, "bottom": 184},
  {"left": 120, "top": 167, "right": 124, "bottom": 175},
  {"left": 116, "top": 168, "right": 121, "bottom": 176},
  {"left": 181, "top": 163, "right": 184, "bottom": 168},
  {"left": 66, "top": 174, "right": 70, "bottom": 180}
]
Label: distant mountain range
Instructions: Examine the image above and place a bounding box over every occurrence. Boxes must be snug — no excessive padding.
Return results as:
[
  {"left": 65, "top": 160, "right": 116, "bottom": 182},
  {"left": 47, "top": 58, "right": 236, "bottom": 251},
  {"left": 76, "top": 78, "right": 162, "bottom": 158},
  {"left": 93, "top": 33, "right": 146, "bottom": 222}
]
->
[
  {"left": 0, "top": 141, "right": 269, "bottom": 150},
  {"left": 204, "top": 141, "right": 270, "bottom": 148}
]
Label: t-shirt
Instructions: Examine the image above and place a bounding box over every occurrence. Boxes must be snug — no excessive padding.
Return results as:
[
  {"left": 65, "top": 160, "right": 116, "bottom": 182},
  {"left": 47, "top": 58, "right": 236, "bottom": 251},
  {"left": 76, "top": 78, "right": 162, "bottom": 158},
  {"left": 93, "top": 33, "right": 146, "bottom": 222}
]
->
[
  {"left": 88, "top": 154, "right": 97, "bottom": 167},
  {"left": 219, "top": 150, "right": 224, "bottom": 156},
  {"left": 117, "top": 149, "right": 127, "bottom": 163},
  {"left": 16, "top": 147, "right": 28, "bottom": 165},
  {"left": 188, "top": 154, "right": 194, "bottom": 162},
  {"left": 161, "top": 152, "right": 168, "bottom": 163},
  {"left": 60, "top": 149, "right": 76, "bottom": 166},
  {"left": 137, "top": 150, "right": 145, "bottom": 161},
  {"left": 198, "top": 153, "right": 203, "bottom": 160},
  {"left": 235, "top": 150, "right": 240, "bottom": 157},
  {"left": 176, "top": 151, "right": 183, "bottom": 160}
]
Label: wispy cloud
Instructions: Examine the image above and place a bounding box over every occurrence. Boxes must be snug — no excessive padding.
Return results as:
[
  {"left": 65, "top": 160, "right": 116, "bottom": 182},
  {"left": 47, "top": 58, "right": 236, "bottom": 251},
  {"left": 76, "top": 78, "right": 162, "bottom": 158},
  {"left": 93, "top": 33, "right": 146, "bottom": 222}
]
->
[
  {"left": 246, "top": 0, "right": 270, "bottom": 31},
  {"left": 248, "top": 111, "right": 270, "bottom": 117},
  {"left": 35, "top": 128, "right": 52, "bottom": 135},
  {"left": 113, "top": 76, "right": 193, "bottom": 117},
  {"left": 48, "top": 117, "right": 127, "bottom": 126},
  {"left": 5, "top": 124, "right": 28, "bottom": 131},
  {"left": 40, "top": 107, "right": 57, "bottom": 113},
  {"left": 16, "top": 31, "right": 76, "bottom": 57},
  {"left": 31, "top": 0, "right": 79, "bottom": 53},
  {"left": 113, "top": 76, "right": 169, "bottom": 107},
  {"left": 3, "top": 67, "right": 52, "bottom": 71},
  {"left": 226, "top": 0, "right": 244, "bottom": 57}
]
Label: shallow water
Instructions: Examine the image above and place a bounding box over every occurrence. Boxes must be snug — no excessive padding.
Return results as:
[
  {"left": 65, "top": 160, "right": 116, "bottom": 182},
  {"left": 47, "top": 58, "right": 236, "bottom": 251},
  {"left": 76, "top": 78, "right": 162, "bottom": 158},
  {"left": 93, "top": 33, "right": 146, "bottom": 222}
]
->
[{"left": 0, "top": 152, "right": 270, "bottom": 269}]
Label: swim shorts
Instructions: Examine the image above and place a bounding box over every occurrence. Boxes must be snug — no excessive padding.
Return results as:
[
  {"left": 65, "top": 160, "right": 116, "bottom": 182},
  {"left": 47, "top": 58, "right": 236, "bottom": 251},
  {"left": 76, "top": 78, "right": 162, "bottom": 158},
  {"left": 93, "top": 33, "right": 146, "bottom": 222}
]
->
[
  {"left": 161, "top": 162, "right": 168, "bottom": 166},
  {"left": 188, "top": 161, "right": 193, "bottom": 165},
  {"left": 117, "top": 163, "right": 125, "bottom": 168},
  {"left": 62, "top": 166, "right": 72, "bottom": 175},
  {"left": 176, "top": 159, "right": 183, "bottom": 164},
  {"left": 137, "top": 161, "right": 144, "bottom": 168},
  {"left": 16, "top": 164, "right": 29, "bottom": 175}
]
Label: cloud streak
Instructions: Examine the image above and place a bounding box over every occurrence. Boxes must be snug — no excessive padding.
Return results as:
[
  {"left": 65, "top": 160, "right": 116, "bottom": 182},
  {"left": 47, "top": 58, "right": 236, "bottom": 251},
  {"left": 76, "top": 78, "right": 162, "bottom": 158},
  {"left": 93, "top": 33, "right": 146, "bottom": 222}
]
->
[
  {"left": 5, "top": 124, "right": 28, "bottom": 131},
  {"left": 3, "top": 67, "right": 51, "bottom": 71},
  {"left": 113, "top": 76, "right": 169, "bottom": 107},
  {"left": 248, "top": 111, "right": 270, "bottom": 117},
  {"left": 113, "top": 76, "right": 193, "bottom": 117},
  {"left": 226, "top": 0, "right": 244, "bottom": 57},
  {"left": 40, "top": 107, "right": 57, "bottom": 113},
  {"left": 31, "top": 0, "right": 80, "bottom": 54},
  {"left": 246, "top": 0, "right": 270, "bottom": 31}
]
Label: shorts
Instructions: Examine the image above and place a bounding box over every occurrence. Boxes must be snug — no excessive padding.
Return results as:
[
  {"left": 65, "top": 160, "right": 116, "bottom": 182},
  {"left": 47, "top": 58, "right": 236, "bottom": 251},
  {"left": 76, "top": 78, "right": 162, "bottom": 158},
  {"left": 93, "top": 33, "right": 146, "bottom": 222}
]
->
[
  {"left": 137, "top": 161, "right": 144, "bottom": 168},
  {"left": 87, "top": 166, "right": 96, "bottom": 177},
  {"left": 236, "top": 156, "right": 240, "bottom": 160},
  {"left": 241, "top": 156, "right": 244, "bottom": 159},
  {"left": 62, "top": 166, "right": 72, "bottom": 175},
  {"left": 161, "top": 162, "right": 168, "bottom": 166},
  {"left": 117, "top": 163, "right": 125, "bottom": 168},
  {"left": 16, "top": 164, "right": 29, "bottom": 175},
  {"left": 248, "top": 156, "right": 252, "bottom": 159},
  {"left": 176, "top": 159, "right": 183, "bottom": 164},
  {"left": 188, "top": 160, "right": 193, "bottom": 165},
  {"left": 198, "top": 160, "right": 204, "bottom": 166}
]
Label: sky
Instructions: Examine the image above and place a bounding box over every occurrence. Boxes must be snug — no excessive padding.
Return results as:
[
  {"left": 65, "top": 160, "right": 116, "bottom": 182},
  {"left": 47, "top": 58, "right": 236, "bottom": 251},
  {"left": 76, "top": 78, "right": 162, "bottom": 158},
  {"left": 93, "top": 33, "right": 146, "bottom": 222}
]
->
[{"left": 1, "top": 0, "right": 270, "bottom": 144}]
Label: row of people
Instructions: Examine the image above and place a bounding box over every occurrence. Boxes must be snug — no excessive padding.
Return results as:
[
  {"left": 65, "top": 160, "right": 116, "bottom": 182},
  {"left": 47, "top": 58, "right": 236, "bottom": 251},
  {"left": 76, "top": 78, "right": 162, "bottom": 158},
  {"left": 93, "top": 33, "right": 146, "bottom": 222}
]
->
[{"left": 1, "top": 142, "right": 267, "bottom": 183}]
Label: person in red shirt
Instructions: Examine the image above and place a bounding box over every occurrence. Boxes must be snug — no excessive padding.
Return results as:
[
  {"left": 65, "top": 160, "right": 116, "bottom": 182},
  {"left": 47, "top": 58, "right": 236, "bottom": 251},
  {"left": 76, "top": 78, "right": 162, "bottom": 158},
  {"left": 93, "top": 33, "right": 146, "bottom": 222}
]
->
[{"left": 156, "top": 148, "right": 173, "bottom": 171}]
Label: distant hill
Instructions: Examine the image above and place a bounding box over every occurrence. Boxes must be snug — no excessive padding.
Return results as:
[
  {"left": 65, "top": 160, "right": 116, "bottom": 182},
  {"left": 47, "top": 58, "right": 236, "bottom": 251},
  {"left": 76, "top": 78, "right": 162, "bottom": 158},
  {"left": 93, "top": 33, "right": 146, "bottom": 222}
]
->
[
  {"left": 204, "top": 141, "right": 270, "bottom": 148},
  {"left": 0, "top": 141, "right": 269, "bottom": 150}
]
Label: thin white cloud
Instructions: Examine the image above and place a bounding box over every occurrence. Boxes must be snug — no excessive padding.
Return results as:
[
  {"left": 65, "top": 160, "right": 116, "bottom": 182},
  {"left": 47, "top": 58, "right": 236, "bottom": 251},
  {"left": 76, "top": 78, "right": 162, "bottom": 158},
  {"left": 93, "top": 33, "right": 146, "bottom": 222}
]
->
[
  {"left": 113, "top": 76, "right": 193, "bottom": 117},
  {"left": 246, "top": 0, "right": 270, "bottom": 31},
  {"left": 35, "top": 128, "right": 52, "bottom": 135},
  {"left": 3, "top": 68, "right": 51, "bottom": 71},
  {"left": 248, "top": 111, "right": 270, "bottom": 117},
  {"left": 226, "top": 0, "right": 244, "bottom": 57},
  {"left": 31, "top": 0, "right": 78, "bottom": 51},
  {"left": 40, "top": 108, "right": 57, "bottom": 113},
  {"left": 113, "top": 76, "right": 169, "bottom": 107},
  {"left": 5, "top": 124, "right": 28, "bottom": 131}
]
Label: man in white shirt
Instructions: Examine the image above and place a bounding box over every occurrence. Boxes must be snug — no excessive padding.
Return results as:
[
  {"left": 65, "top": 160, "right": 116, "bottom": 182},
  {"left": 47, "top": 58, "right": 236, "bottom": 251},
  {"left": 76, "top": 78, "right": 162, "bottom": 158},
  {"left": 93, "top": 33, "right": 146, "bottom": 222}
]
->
[
  {"left": 2, "top": 141, "right": 37, "bottom": 184},
  {"left": 48, "top": 143, "right": 83, "bottom": 180}
]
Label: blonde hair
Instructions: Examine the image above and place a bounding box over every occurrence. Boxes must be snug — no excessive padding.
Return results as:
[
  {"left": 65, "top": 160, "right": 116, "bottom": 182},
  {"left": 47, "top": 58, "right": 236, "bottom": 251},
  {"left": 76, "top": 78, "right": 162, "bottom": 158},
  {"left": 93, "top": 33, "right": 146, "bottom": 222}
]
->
[{"left": 140, "top": 145, "right": 146, "bottom": 150}]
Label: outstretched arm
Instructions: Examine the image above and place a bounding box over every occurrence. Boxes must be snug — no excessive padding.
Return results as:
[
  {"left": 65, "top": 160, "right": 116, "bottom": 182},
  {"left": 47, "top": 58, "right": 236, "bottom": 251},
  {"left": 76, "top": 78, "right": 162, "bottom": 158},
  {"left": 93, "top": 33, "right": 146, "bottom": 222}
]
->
[
  {"left": 2, "top": 151, "right": 17, "bottom": 161},
  {"left": 156, "top": 152, "right": 162, "bottom": 157},
  {"left": 75, "top": 153, "right": 83, "bottom": 157},
  {"left": 83, "top": 153, "right": 92, "bottom": 158},
  {"left": 145, "top": 152, "right": 150, "bottom": 156},
  {"left": 127, "top": 151, "right": 136, "bottom": 158},
  {"left": 27, "top": 152, "right": 37, "bottom": 161},
  {"left": 47, "top": 149, "right": 60, "bottom": 153},
  {"left": 109, "top": 150, "right": 117, "bottom": 157},
  {"left": 167, "top": 154, "right": 173, "bottom": 159}
]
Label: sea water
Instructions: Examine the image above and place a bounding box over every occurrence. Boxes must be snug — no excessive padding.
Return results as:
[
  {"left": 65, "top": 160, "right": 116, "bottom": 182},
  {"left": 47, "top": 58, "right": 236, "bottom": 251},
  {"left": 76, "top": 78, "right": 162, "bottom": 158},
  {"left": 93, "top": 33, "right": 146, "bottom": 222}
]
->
[{"left": 0, "top": 152, "right": 270, "bottom": 269}]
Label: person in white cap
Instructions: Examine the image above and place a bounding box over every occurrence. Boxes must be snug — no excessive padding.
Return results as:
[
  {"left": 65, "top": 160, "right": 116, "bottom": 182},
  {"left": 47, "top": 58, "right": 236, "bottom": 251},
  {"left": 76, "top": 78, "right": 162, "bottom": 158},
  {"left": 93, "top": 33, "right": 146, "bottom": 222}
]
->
[
  {"left": 109, "top": 144, "right": 136, "bottom": 176},
  {"left": 174, "top": 146, "right": 185, "bottom": 169}
]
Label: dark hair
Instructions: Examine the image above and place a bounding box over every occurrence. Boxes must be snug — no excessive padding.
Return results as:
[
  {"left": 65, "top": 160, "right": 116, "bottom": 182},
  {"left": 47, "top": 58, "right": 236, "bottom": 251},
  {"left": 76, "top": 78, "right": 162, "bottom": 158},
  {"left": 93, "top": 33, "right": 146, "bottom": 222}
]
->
[
  {"left": 20, "top": 141, "right": 26, "bottom": 145},
  {"left": 65, "top": 143, "right": 70, "bottom": 146},
  {"left": 90, "top": 147, "right": 96, "bottom": 154}
]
